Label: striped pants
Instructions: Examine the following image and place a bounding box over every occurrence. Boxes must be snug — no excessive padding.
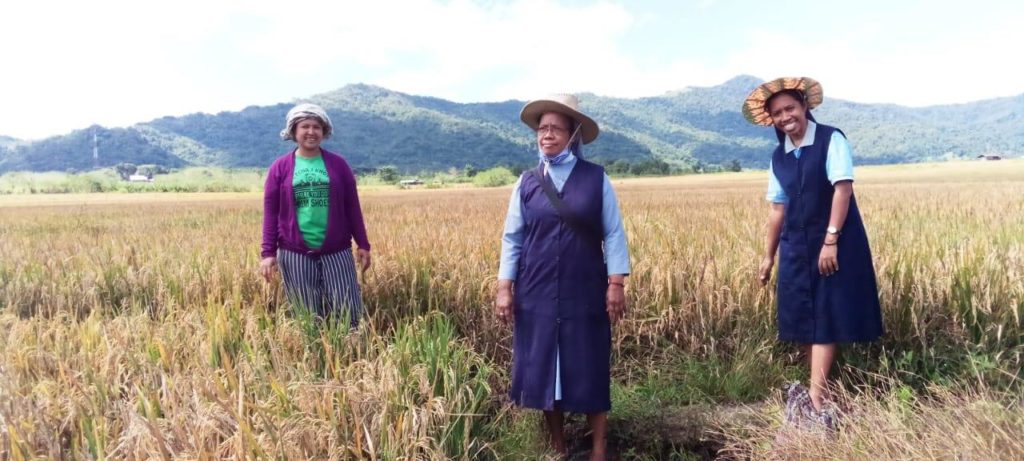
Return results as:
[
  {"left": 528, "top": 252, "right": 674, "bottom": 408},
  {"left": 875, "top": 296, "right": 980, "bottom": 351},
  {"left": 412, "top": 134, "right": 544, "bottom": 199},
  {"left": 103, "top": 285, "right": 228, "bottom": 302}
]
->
[{"left": 278, "top": 248, "right": 363, "bottom": 327}]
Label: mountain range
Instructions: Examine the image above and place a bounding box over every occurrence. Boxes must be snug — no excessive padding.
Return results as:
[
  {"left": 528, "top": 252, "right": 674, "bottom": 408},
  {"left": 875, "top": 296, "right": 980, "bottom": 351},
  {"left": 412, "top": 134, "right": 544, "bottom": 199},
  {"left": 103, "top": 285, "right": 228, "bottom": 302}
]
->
[{"left": 1, "top": 75, "right": 1021, "bottom": 174}]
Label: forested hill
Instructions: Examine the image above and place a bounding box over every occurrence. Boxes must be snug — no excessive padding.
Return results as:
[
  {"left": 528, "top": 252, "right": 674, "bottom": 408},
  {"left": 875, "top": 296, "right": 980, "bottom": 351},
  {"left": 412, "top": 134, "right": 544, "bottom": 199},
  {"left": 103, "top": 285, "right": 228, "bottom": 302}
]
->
[{"left": 2, "top": 75, "right": 1021, "bottom": 173}]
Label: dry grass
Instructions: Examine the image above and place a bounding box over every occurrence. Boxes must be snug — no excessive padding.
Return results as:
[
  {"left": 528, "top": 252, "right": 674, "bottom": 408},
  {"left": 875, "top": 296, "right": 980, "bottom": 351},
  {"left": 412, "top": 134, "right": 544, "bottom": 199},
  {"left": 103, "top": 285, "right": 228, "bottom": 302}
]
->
[
  {"left": 718, "top": 381, "right": 1024, "bottom": 460},
  {"left": 0, "top": 309, "right": 494, "bottom": 459},
  {"left": 1, "top": 159, "right": 1022, "bottom": 459}
]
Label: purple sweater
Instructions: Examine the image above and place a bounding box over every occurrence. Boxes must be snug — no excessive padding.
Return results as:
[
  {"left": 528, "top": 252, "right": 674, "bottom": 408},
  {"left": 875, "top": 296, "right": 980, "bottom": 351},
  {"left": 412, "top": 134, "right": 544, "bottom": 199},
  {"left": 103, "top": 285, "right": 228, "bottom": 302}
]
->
[{"left": 261, "top": 149, "right": 371, "bottom": 258}]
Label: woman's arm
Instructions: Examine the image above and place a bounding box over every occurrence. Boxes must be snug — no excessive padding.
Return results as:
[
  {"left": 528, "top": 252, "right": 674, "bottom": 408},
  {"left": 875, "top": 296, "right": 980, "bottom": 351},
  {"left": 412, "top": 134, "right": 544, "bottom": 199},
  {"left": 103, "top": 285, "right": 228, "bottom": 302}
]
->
[
  {"left": 340, "top": 161, "right": 372, "bottom": 273},
  {"left": 601, "top": 174, "right": 629, "bottom": 324},
  {"left": 759, "top": 203, "right": 785, "bottom": 285},
  {"left": 818, "top": 131, "right": 857, "bottom": 276},
  {"left": 827, "top": 181, "right": 852, "bottom": 234},
  {"left": 824, "top": 131, "right": 855, "bottom": 238},
  {"left": 601, "top": 174, "right": 630, "bottom": 275},
  {"left": 818, "top": 181, "right": 852, "bottom": 276},
  {"left": 496, "top": 177, "right": 525, "bottom": 325},
  {"left": 342, "top": 162, "right": 370, "bottom": 251},
  {"left": 260, "top": 164, "right": 281, "bottom": 281}
]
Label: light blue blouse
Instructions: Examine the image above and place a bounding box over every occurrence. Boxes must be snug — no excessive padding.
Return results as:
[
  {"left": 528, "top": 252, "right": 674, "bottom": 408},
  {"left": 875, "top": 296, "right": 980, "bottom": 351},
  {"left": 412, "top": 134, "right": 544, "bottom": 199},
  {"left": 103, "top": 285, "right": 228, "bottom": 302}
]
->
[
  {"left": 766, "top": 121, "right": 856, "bottom": 204},
  {"left": 498, "top": 154, "right": 631, "bottom": 280}
]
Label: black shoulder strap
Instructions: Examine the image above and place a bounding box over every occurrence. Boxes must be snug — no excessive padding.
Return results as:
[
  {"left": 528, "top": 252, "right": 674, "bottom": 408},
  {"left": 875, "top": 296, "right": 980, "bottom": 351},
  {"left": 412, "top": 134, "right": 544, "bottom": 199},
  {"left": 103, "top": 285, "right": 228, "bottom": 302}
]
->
[{"left": 528, "top": 165, "right": 603, "bottom": 246}]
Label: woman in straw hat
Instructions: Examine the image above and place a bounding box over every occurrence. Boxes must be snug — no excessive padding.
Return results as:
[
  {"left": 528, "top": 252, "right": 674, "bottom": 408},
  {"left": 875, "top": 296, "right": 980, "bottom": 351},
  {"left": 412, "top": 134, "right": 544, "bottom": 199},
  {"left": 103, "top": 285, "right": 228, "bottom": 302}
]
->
[
  {"left": 744, "top": 78, "right": 883, "bottom": 415},
  {"left": 495, "top": 94, "right": 630, "bottom": 459},
  {"left": 260, "top": 103, "right": 371, "bottom": 327}
]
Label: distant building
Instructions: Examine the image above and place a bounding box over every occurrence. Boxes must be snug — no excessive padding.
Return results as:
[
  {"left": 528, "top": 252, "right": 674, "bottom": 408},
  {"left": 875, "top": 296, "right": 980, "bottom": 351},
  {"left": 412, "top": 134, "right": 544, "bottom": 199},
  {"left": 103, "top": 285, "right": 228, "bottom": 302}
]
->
[
  {"left": 399, "top": 179, "right": 423, "bottom": 186},
  {"left": 128, "top": 174, "right": 153, "bottom": 182}
]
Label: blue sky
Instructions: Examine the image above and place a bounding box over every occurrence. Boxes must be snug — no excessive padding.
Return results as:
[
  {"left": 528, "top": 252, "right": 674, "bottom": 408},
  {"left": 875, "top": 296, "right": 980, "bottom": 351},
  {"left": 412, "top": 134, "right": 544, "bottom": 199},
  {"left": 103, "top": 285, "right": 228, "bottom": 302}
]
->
[{"left": 1, "top": 0, "right": 1022, "bottom": 139}]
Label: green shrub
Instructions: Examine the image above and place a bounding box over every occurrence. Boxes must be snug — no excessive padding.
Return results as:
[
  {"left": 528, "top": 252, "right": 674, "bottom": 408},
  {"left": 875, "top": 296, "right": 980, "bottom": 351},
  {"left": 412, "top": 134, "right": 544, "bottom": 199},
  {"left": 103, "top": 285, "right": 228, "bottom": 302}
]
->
[{"left": 472, "top": 167, "right": 516, "bottom": 187}]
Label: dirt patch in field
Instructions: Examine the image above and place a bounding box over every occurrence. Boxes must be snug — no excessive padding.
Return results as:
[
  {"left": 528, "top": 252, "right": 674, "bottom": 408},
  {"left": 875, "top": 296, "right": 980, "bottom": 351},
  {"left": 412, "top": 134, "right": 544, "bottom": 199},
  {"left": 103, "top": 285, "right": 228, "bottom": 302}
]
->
[{"left": 558, "top": 402, "right": 770, "bottom": 460}]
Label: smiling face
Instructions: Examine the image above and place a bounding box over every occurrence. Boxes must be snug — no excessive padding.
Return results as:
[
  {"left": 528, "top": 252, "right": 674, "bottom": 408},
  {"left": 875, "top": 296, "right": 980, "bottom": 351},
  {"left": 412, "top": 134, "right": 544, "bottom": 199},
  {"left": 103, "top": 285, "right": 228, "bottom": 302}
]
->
[
  {"left": 766, "top": 91, "right": 809, "bottom": 141},
  {"left": 293, "top": 118, "right": 324, "bottom": 151},
  {"left": 536, "top": 112, "right": 574, "bottom": 157}
]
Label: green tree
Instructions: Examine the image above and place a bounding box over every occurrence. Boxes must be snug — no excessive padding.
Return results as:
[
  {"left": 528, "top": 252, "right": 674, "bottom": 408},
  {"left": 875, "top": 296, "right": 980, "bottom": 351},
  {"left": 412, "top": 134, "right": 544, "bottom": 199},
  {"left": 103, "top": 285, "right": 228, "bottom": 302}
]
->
[
  {"left": 607, "top": 159, "right": 631, "bottom": 175},
  {"left": 136, "top": 164, "right": 168, "bottom": 178},
  {"left": 378, "top": 165, "right": 399, "bottom": 183},
  {"left": 114, "top": 162, "right": 137, "bottom": 180},
  {"left": 629, "top": 159, "right": 671, "bottom": 176}
]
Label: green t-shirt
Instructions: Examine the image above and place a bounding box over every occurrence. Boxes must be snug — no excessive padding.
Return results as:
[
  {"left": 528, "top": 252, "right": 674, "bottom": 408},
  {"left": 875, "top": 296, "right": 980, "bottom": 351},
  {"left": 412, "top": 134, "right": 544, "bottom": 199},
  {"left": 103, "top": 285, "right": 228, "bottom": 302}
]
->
[{"left": 293, "top": 154, "right": 330, "bottom": 249}]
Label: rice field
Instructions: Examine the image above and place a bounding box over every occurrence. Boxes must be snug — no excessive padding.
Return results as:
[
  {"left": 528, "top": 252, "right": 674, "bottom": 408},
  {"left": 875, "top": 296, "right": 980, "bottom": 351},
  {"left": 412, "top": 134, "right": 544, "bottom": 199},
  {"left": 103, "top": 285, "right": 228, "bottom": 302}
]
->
[{"left": 1, "top": 159, "right": 1022, "bottom": 459}]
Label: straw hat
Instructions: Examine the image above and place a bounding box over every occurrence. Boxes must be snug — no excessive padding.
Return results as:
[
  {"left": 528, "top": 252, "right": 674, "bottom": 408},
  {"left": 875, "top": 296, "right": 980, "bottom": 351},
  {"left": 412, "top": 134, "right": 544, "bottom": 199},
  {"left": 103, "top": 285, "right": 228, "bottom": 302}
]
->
[
  {"left": 520, "top": 93, "right": 600, "bottom": 144},
  {"left": 742, "top": 77, "right": 823, "bottom": 126}
]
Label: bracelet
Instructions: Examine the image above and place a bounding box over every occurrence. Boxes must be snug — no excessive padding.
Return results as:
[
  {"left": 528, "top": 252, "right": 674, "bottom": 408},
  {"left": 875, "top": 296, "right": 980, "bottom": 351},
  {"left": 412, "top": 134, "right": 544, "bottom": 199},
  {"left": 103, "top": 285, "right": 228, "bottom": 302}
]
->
[
  {"left": 824, "top": 241, "right": 838, "bottom": 246},
  {"left": 609, "top": 281, "right": 625, "bottom": 287}
]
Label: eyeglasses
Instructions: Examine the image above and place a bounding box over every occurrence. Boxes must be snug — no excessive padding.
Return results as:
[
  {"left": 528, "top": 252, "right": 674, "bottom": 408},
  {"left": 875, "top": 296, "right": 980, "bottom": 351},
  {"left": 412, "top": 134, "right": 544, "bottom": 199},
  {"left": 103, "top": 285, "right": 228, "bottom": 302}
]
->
[{"left": 536, "top": 124, "right": 569, "bottom": 136}]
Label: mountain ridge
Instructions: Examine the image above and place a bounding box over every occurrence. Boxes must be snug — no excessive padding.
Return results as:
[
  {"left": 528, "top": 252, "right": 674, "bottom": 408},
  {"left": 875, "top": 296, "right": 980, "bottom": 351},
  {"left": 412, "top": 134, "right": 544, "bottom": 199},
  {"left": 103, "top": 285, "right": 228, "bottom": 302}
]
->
[{"left": 2, "top": 75, "right": 1021, "bottom": 173}]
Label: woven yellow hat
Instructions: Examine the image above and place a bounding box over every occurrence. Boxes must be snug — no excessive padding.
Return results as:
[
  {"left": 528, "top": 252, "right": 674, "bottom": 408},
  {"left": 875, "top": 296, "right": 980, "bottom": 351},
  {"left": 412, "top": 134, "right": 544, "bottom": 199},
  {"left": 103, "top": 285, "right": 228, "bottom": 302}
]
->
[{"left": 742, "top": 77, "right": 823, "bottom": 126}]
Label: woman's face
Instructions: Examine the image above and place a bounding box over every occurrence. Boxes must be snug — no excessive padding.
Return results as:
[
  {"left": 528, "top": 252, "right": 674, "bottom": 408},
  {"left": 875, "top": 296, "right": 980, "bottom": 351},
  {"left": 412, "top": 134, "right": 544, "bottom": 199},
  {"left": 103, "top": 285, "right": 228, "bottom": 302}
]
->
[
  {"left": 767, "top": 92, "right": 808, "bottom": 139},
  {"left": 536, "top": 112, "right": 573, "bottom": 157},
  {"left": 294, "top": 118, "right": 324, "bottom": 150}
]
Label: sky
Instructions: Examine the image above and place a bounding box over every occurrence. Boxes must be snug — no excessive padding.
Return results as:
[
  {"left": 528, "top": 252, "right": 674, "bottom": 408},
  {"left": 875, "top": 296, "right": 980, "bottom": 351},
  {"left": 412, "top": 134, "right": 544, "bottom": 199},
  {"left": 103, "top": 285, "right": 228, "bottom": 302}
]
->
[{"left": 1, "top": 0, "right": 1022, "bottom": 140}]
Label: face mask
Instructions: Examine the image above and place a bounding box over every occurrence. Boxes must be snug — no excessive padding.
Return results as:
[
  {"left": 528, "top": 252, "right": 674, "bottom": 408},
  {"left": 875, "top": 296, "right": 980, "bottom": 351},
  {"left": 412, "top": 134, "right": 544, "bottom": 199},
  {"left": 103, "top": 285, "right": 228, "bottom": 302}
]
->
[{"left": 538, "top": 145, "right": 572, "bottom": 165}]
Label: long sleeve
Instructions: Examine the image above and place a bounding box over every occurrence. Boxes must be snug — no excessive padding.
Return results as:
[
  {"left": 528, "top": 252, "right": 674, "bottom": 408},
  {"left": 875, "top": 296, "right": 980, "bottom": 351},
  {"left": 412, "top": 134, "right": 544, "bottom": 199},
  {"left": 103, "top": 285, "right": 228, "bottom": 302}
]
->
[
  {"left": 601, "top": 174, "right": 631, "bottom": 276},
  {"left": 261, "top": 165, "right": 281, "bottom": 258},
  {"left": 342, "top": 162, "right": 371, "bottom": 250},
  {"left": 497, "top": 177, "right": 525, "bottom": 281}
]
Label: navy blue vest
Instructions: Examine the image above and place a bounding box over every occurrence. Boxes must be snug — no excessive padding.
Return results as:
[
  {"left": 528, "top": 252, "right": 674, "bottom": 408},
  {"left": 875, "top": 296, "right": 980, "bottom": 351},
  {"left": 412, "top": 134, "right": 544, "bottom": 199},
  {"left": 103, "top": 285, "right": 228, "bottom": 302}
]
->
[{"left": 514, "top": 160, "right": 607, "bottom": 314}]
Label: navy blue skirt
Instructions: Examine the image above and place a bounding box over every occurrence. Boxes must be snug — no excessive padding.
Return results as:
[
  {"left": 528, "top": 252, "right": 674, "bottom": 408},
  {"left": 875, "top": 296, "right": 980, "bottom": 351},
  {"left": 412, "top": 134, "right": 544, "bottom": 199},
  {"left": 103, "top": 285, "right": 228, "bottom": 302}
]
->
[{"left": 776, "top": 220, "right": 883, "bottom": 344}]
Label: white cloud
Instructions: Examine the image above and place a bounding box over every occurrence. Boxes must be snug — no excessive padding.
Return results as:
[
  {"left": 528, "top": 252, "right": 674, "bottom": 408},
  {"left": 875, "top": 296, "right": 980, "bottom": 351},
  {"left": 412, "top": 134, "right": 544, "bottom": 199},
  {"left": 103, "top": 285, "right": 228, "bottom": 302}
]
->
[
  {"left": 0, "top": 0, "right": 240, "bottom": 139},
  {"left": 235, "top": 0, "right": 639, "bottom": 100},
  {"left": 721, "top": 20, "right": 1024, "bottom": 107},
  {"left": 1, "top": 0, "right": 1022, "bottom": 140}
]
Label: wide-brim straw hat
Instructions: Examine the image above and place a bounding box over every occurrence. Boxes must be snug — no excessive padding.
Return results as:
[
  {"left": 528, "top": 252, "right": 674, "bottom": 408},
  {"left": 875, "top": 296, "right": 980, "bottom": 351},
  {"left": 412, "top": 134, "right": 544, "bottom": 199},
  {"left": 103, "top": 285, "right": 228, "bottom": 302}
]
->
[
  {"left": 520, "top": 93, "right": 600, "bottom": 144},
  {"left": 742, "top": 77, "right": 823, "bottom": 126}
]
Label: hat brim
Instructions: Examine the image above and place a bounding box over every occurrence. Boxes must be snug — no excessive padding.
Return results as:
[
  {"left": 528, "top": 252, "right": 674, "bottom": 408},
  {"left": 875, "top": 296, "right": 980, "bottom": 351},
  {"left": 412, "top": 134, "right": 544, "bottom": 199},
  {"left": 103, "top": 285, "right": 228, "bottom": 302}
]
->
[
  {"left": 742, "top": 77, "right": 823, "bottom": 126},
  {"left": 520, "top": 100, "right": 600, "bottom": 144}
]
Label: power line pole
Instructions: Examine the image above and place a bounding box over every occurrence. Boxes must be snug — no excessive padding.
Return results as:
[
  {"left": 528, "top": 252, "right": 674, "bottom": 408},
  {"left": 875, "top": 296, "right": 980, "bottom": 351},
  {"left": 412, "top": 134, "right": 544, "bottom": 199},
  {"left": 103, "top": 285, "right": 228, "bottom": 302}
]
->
[{"left": 93, "top": 129, "right": 99, "bottom": 169}]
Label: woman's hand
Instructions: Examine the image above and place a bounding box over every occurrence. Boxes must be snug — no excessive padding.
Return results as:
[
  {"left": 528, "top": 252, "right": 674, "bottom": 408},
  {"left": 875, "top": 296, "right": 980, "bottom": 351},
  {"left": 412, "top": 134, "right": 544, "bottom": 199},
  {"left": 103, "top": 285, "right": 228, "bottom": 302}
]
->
[
  {"left": 606, "top": 283, "right": 626, "bottom": 324},
  {"left": 818, "top": 244, "right": 838, "bottom": 276},
  {"left": 495, "top": 281, "right": 514, "bottom": 326},
  {"left": 356, "top": 248, "right": 371, "bottom": 275},
  {"left": 758, "top": 256, "right": 775, "bottom": 286},
  {"left": 259, "top": 256, "right": 277, "bottom": 282}
]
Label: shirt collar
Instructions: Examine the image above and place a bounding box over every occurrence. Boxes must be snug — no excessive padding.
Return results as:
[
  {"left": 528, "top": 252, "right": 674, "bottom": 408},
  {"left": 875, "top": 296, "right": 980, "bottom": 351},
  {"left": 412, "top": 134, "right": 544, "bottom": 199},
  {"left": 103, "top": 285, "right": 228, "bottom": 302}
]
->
[{"left": 784, "top": 120, "right": 817, "bottom": 154}]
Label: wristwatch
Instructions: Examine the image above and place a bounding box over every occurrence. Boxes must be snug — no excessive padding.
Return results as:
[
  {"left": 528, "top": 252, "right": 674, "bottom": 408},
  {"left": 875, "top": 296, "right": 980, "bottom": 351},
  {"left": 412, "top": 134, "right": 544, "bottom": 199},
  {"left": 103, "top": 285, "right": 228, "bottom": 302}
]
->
[{"left": 826, "top": 226, "right": 840, "bottom": 235}]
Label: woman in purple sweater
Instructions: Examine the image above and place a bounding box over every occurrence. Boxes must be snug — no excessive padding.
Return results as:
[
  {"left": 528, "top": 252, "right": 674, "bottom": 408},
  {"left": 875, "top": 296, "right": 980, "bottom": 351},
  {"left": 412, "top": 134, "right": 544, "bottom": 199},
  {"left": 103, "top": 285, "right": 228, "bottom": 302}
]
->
[{"left": 260, "top": 103, "right": 371, "bottom": 326}]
